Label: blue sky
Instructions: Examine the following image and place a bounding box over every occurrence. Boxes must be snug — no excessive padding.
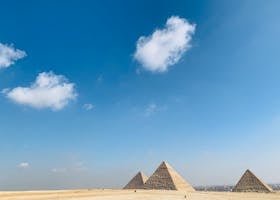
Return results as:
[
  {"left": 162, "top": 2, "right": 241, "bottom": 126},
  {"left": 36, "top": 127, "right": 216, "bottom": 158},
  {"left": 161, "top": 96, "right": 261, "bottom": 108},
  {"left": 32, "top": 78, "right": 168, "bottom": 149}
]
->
[{"left": 1, "top": 0, "right": 280, "bottom": 190}]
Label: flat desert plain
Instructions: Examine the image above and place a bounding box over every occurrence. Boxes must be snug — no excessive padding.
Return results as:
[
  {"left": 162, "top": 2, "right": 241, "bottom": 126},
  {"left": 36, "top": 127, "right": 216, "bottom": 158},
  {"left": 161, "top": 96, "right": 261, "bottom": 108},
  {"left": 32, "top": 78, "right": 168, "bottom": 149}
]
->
[{"left": 0, "top": 189, "right": 279, "bottom": 200}]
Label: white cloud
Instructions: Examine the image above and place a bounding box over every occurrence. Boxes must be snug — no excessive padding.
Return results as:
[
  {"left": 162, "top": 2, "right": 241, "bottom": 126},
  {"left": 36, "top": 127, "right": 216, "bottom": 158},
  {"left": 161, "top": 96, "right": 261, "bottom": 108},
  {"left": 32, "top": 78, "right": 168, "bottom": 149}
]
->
[
  {"left": 5, "top": 71, "right": 77, "bottom": 110},
  {"left": 83, "top": 103, "right": 94, "bottom": 111},
  {"left": 18, "top": 162, "right": 29, "bottom": 169},
  {"left": 134, "top": 16, "right": 195, "bottom": 73},
  {"left": 0, "top": 43, "right": 26, "bottom": 68}
]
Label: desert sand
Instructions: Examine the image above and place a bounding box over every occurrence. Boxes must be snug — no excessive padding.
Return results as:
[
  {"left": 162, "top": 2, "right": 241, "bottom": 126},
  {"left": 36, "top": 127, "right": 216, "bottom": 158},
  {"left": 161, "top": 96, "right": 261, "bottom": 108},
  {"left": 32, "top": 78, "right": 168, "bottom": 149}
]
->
[{"left": 0, "top": 189, "right": 279, "bottom": 200}]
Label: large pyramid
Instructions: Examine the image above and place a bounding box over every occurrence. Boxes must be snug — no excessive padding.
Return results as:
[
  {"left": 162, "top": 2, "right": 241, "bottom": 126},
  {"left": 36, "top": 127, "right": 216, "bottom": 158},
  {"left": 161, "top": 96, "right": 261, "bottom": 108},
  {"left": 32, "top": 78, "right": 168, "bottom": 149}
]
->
[
  {"left": 123, "top": 171, "right": 148, "bottom": 189},
  {"left": 232, "top": 169, "right": 273, "bottom": 193},
  {"left": 144, "top": 161, "right": 195, "bottom": 191}
]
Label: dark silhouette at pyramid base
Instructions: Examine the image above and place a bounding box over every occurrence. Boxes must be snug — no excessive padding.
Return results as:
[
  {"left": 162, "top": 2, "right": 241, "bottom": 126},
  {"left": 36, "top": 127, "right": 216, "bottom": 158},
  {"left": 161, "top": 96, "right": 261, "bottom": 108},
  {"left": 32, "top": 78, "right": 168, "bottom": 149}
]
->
[{"left": 232, "top": 169, "right": 273, "bottom": 193}]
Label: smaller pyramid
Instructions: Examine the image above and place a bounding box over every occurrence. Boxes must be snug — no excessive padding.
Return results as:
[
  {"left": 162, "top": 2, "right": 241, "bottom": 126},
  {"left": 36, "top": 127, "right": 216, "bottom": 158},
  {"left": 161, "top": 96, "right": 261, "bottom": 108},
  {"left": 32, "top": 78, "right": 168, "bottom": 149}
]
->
[
  {"left": 123, "top": 171, "right": 148, "bottom": 189},
  {"left": 232, "top": 169, "right": 273, "bottom": 193},
  {"left": 144, "top": 161, "right": 195, "bottom": 191}
]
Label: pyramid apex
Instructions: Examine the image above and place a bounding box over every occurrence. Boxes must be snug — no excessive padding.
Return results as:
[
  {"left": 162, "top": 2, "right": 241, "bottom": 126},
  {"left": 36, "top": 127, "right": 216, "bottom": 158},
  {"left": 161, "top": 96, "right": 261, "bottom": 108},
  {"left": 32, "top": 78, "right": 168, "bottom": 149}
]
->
[
  {"left": 244, "top": 169, "right": 258, "bottom": 177},
  {"left": 138, "top": 171, "right": 146, "bottom": 176},
  {"left": 160, "top": 161, "right": 171, "bottom": 167}
]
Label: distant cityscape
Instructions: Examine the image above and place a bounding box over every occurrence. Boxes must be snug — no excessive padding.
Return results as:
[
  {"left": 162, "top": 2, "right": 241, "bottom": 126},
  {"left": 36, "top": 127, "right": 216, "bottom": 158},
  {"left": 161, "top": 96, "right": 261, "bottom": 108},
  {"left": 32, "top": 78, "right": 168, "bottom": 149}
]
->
[{"left": 194, "top": 184, "right": 280, "bottom": 192}]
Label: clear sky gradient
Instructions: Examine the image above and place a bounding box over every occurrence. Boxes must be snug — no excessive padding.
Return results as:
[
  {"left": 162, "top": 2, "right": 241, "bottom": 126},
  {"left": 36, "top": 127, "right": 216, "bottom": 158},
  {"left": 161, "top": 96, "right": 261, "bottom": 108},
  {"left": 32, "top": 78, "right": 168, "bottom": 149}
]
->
[{"left": 1, "top": 0, "right": 280, "bottom": 190}]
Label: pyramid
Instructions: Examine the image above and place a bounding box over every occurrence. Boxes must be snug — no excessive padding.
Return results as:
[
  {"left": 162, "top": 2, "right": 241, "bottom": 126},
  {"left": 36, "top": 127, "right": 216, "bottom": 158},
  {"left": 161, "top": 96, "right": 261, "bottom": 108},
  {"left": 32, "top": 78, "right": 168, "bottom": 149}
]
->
[
  {"left": 144, "top": 161, "right": 195, "bottom": 191},
  {"left": 123, "top": 171, "right": 148, "bottom": 189},
  {"left": 232, "top": 169, "right": 273, "bottom": 193}
]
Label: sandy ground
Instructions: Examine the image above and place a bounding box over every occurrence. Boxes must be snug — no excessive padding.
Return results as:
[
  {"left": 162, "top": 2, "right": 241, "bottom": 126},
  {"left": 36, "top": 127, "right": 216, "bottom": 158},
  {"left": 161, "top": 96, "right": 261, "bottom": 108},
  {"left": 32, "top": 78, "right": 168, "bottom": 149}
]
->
[{"left": 0, "top": 189, "right": 279, "bottom": 200}]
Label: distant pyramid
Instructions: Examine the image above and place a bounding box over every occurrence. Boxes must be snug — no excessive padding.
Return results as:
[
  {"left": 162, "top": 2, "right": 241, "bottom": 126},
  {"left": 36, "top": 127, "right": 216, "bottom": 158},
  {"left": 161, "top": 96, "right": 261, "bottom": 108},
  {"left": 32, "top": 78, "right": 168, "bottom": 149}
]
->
[
  {"left": 232, "top": 169, "right": 273, "bottom": 193},
  {"left": 144, "top": 161, "right": 195, "bottom": 191},
  {"left": 123, "top": 171, "right": 148, "bottom": 189}
]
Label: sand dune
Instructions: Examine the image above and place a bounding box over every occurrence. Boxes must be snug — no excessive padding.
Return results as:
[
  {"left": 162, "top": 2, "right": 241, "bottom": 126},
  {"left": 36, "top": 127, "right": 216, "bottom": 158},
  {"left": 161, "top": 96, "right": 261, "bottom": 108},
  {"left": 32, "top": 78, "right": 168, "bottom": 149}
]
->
[{"left": 0, "top": 189, "right": 279, "bottom": 200}]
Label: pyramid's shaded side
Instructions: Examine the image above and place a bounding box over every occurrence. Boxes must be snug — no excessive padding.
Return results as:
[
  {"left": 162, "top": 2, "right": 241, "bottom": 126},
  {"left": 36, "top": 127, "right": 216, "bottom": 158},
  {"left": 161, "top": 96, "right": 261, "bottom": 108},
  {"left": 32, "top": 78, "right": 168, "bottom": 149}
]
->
[
  {"left": 232, "top": 170, "right": 273, "bottom": 193},
  {"left": 144, "top": 161, "right": 195, "bottom": 191},
  {"left": 123, "top": 172, "right": 148, "bottom": 189}
]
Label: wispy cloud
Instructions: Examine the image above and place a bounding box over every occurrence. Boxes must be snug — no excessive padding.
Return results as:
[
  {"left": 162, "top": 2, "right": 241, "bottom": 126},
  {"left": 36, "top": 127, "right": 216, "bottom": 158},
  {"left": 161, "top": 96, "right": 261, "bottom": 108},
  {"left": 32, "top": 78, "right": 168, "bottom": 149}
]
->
[
  {"left": 144, "top": 103, "right": 166, "bottom": 117},
  {"left": 134, "top": 16, "right": 195, "bottom": 73},
  {"left": 1, "top": 88, "right": 9, "bottom": 94},
  {"left": 74, "top": 161, "right": 88, "bottom": 172},
  {"left": 97, "top": 75, "right": 103, "bottom": 83},
  {"left": 18, "top": 162, "right": 29, "bottom": 169},
  {"left": 0, "top": 43, "right": 26, "bottom": 68},
  {"left": 145, "top": 103, "right": 158, "bottom": 116},
  {"left": 4, "top": 71, "right": 77, "bottom": 110},
  {"left": 83, "top": 103, "right": 94, "bottom": 111},
  {"left": 51, "top": 162, "right": 87, "bottom": 173},
  {"left": 51, "top": 168, "right": 67, "bottom": 173}
]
